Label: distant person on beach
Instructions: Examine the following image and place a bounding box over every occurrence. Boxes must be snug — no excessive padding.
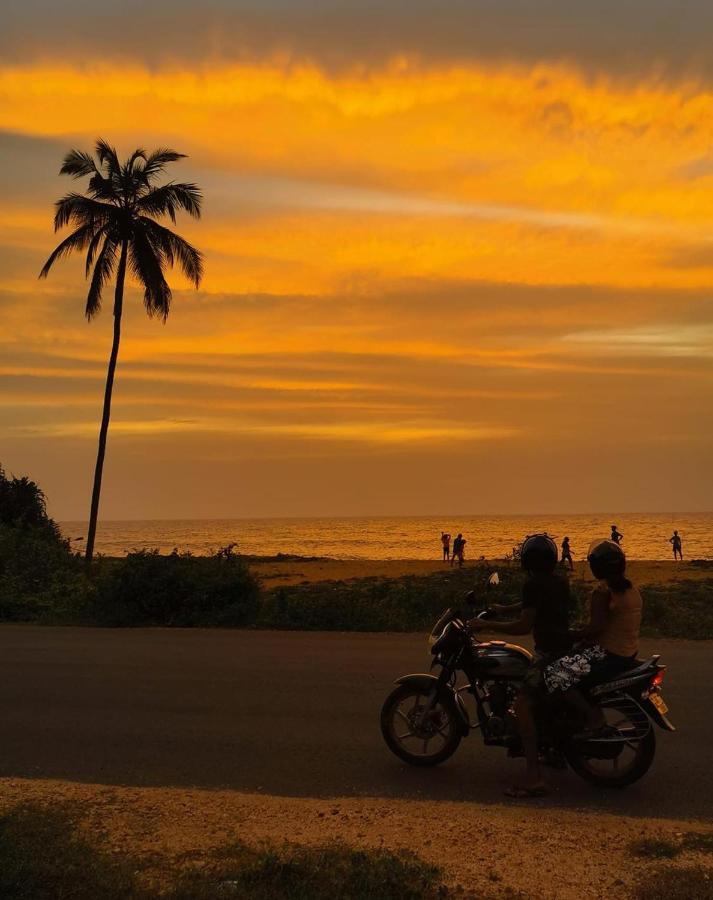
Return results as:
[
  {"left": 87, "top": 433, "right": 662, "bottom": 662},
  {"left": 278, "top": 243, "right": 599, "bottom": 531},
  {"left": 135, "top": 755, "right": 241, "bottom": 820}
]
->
[
  {"left": 669, "top": 530, "right": 683, "bottom": 560},
  {"left": 610, "top": 525, "right": 623, "bottom": 545},
  {"left": 561, "top": 536, "right": 574, "bottom": 570},
  {"left": 441, "top": 531, "right": 451, "bottom": 561},
  {"left": 451, "top": 533, "right": 466, "bottom": 567}
]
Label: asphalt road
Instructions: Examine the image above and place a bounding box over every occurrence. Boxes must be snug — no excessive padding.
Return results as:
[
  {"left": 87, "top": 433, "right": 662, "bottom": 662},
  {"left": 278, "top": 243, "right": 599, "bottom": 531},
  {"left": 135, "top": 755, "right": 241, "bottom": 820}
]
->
[{"left": 0, "top": 626, "right": 710, "bottom": 820}]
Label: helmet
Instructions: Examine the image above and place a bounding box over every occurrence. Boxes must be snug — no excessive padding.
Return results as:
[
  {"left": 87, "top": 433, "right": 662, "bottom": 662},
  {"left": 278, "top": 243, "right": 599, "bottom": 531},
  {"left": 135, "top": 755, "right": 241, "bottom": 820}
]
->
[
  {"left": 587, "top": 539, "right": 625, "bottom": 580},
  {"left": 520, "top": 534, "right": 558, "bottom": 574}
]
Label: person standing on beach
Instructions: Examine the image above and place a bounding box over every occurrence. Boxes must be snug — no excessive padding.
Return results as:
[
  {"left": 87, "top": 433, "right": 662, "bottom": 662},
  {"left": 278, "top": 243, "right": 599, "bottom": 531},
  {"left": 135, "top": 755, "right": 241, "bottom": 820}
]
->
[
  {"left": 561, "top": 536, "right": 574, "bottom": 570},
  {"left": 453, "top": 533, "right": 466, "bottom": 567},
  {"left": 669, "top": 530, "right": 683, "bottom": 560},
  {"left": 610, "top": 525, "right": 623, "bottom": 545},
  {"left": 441, "top": 531, "right": 451, "bottom": 561}
]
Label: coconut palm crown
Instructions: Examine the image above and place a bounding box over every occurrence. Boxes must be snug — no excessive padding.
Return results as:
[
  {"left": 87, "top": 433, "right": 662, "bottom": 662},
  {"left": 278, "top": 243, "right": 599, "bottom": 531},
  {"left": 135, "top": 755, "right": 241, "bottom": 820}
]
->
[
  {"left": 40, "top": 139, "right": 203, "bottom": 318},
  {"left": 39, "top": 140, "right": 204, "bottom": 560}
]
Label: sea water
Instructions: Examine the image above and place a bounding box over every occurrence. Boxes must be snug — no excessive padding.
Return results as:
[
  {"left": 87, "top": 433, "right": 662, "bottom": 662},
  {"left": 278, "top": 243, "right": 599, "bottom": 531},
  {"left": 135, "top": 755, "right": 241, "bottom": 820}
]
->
[{"left": 59, "top": 512, "right": 713, "bottom": 560}]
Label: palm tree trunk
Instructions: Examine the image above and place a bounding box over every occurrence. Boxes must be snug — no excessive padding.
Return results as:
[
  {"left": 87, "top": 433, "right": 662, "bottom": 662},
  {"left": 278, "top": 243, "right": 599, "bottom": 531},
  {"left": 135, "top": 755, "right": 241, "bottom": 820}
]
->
[{"left": 85, "top": 240, "right": 128, "bottom": 562}]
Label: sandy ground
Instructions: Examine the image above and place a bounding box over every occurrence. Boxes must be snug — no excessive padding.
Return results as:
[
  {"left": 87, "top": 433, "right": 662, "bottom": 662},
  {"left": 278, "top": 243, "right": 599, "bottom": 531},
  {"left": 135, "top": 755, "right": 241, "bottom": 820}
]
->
[
  {"left": 250, "top": 557, "right": 710, "bottom": 589},
  {"left": 2, "top": 777, "right": 711, "bottom": 899}
]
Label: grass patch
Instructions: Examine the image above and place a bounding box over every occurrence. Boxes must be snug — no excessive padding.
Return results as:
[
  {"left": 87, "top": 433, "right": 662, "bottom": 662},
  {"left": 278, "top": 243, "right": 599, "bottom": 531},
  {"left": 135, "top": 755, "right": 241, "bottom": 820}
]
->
[
  {"left": 172, "top": 841, "right": 449, "bottom": 900},
  {"left": 629, "top": 831, "right": 713, "bottom": 862},
  {"left": 0, "top": 802, "right": 453, "bottom": 900},
  {"left": 0, "top": 802, "right": 136, "bottom": 899},
  {"left": 638, "top": 579, "right": 713, "bottom": 640},
  {"left": 258, "top": 564, "right": 527, "bottom": 632},
  {"left": 630, "top": 837, "right": 681, "bottom": 860},
  {"left": 684, "top": 834, "right": 713, "bottom": 855},
  {"left": 633, "top": 865, "right": 713, "bottom": 899}
]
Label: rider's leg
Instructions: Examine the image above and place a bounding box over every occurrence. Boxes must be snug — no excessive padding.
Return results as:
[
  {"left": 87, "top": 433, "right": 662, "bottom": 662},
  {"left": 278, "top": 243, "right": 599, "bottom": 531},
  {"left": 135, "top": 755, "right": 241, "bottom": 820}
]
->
[
  {"left": 513, "top": 692, "right": 545, "bottom": 790},
  {"left": 562, "top": 687, "right": 604, "bottom": 730}
]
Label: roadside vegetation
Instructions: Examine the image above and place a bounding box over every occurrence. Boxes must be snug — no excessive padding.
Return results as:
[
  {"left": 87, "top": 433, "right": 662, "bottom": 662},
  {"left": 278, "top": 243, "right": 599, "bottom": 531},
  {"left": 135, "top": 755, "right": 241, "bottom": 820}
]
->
[
  {"left": 629, "top": 832, "right": 713, "bottom": 899},
  {"left": 1, "top": 466, "right": 711, "bottom": 636},
  {"left": 0, "top": 802, "right": 451, "bottom": 900}
]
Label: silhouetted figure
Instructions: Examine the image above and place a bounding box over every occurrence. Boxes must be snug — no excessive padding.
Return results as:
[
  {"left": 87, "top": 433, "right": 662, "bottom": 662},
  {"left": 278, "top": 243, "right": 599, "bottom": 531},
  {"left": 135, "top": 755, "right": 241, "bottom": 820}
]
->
[
  {"left": 451, "top": 533, "right": 466, "bottom": 567},
  {"left": 669, "top": 530, "right": 683, "bottom": 560},
  {"left": 561, "top": 536, "right": 574, "bottom": 570},
  {"left": 441, "top": 531, "right": 451, "bottom": 561},
  {"left": 610, "top": 525, "right": 623, "bottom": 545}
]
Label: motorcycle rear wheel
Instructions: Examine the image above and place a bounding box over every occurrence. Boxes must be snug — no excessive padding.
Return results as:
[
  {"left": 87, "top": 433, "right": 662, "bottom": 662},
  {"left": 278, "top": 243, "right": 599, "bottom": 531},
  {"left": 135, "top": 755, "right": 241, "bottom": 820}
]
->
[
  {"left": 564, "top": 696, "right": 656, "bottom": 788},
  {"left": 380, "top": 684, "right": 462, "bottom": 767}
]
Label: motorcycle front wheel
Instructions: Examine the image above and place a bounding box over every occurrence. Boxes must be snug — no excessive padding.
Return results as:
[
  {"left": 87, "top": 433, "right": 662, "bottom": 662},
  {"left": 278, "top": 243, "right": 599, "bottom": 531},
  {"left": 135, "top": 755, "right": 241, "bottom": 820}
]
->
[{"left": 380, "top": 684, "right": 462, "bottom": 766}]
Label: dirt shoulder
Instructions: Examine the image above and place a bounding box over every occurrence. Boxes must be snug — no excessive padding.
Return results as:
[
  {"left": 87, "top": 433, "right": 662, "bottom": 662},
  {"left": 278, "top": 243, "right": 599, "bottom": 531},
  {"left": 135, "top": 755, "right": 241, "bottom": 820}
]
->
[
  {"left": 250, "top": 557, "right": 710, "bottom": 590},
  {"left": 2, "top": 778, "right": 711, "bottom": 899}
]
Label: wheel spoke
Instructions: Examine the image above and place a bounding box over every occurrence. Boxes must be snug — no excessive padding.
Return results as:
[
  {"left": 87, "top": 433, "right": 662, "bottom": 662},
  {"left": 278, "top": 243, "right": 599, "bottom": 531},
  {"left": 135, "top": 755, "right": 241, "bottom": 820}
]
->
[
  {"left": 397, "top": 731, "right": 415, "bottom": 740},
  {"left": 395, "top": 709, "right": 411, "bottom": 726}
]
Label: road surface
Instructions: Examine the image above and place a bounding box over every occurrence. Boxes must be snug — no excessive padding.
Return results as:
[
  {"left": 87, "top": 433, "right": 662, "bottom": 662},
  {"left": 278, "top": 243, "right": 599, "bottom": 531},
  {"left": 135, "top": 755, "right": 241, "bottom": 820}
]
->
[{"left": 0, "top": 626, "right": 709, "bottom": 820}]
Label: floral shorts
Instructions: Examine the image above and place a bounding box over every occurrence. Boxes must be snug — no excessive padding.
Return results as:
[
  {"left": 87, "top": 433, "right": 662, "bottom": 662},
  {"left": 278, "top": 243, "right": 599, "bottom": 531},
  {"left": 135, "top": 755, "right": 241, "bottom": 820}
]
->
[{"left": 542, "top": 645, "right": 607, "bottom": 694}]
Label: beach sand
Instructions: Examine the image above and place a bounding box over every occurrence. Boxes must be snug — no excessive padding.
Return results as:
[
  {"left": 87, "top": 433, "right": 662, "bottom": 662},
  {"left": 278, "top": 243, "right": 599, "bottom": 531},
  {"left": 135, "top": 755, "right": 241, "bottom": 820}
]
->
[{"left": 250, "top": 557, "right": 709, "bottom": 590}]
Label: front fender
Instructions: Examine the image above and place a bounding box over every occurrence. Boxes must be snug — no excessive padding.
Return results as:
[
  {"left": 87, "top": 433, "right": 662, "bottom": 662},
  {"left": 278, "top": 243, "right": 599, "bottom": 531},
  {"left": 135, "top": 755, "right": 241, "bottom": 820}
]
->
[{"left": 395, "top": 674, "right": 470, "bottom": 736}]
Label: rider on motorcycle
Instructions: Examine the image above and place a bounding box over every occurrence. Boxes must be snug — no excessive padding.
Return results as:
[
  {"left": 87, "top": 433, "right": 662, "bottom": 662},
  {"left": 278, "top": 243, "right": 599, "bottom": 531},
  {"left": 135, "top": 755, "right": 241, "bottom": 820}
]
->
[
  {"left": 469, "top": 534, "right": 572, "bottom": 796},
  {"left": 542, "top": 539, "right": 643, "bottom": 735}
]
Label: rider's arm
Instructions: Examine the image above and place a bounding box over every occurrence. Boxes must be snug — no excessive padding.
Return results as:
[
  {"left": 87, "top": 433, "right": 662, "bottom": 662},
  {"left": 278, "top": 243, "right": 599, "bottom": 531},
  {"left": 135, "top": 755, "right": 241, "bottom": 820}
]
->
[
  {"left": 576, "top": 589, "right": 610, "bottom": 643},
  {"left": 488, "top": 602, "right": 523, "bottom": 616},
  {"left": 470, "top": 607, "right": 535, "bottom": 636}
]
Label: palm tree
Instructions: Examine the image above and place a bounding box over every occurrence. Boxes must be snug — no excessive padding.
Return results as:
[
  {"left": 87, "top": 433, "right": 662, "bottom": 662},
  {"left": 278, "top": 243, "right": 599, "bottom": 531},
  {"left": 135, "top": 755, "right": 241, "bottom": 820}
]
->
[{"left": 40, "top": 139, "right": 204, "bottom": 561}]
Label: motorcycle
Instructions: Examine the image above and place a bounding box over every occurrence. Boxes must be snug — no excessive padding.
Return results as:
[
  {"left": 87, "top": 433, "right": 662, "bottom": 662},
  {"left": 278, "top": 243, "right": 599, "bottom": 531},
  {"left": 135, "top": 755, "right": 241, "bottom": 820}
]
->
[{"left": 380, "top": 585, "right": 675, "bottom": 788}]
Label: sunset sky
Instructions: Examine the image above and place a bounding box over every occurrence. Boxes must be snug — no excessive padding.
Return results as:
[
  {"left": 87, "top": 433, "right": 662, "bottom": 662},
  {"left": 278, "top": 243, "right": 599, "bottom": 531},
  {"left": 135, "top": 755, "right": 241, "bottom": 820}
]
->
[{"left": 1, "top": 1, "right": 712, "bottom": 519}]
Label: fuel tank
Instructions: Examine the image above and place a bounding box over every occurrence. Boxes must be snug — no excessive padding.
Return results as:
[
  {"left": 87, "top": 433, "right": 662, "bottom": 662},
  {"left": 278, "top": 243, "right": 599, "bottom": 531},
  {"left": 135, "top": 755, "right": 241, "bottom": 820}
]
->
[{"left": 470, "top": 640, "right": 533, "bottom": 679}]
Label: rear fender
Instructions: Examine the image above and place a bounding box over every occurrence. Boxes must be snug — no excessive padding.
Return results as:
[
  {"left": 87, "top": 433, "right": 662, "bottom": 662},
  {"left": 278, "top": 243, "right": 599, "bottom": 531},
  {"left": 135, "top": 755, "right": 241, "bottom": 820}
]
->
[
  {"left": 395, "top": 674, "right": 470, "bottom": 736},
  {"left": 641, "top": 697, "right": 676, "bottom": 732}
]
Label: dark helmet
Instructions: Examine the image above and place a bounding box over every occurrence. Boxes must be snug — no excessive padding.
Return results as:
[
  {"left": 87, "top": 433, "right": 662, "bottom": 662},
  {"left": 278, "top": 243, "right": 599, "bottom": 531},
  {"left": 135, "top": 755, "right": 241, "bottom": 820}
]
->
[
  {"left": 587, "top": 539, "right": 626, "bottom": 580},
  {"left": 520, "top": 533, "right": 558, "bottom": 574}
]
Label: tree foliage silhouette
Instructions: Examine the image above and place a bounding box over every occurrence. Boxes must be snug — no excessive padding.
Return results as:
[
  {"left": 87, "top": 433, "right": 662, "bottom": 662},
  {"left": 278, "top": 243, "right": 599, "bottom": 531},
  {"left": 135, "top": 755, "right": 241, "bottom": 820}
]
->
[{"left": 40, "top": 140, "right": 203, "bottom": 560}]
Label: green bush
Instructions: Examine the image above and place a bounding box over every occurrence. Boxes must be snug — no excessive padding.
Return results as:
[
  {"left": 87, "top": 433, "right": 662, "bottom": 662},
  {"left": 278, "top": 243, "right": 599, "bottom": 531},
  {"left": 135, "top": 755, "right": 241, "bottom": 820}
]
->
[
  {"left": 0, "top": 465, "right": 91, "bottom": 621},
  {"left": 89, "top": 545, "right": 261, "bottom": 627},
  {"left": 259, "top": 564, "right": 525, "bottom": 632},
  {"left": 640, "top": 580, "right": 713, "bottom": 640}
]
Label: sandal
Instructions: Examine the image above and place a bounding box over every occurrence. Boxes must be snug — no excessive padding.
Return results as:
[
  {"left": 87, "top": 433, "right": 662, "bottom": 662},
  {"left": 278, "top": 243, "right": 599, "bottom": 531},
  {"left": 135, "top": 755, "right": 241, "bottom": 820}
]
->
[{"left": 504, "top": 784, "right": 550, "bottom": 799}]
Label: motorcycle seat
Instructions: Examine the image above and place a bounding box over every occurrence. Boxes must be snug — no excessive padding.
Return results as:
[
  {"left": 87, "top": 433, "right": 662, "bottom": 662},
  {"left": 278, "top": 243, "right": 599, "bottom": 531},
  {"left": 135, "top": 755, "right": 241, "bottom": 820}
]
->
[{"left": 589, "top": 655, "right": 660, "bottom": 695}]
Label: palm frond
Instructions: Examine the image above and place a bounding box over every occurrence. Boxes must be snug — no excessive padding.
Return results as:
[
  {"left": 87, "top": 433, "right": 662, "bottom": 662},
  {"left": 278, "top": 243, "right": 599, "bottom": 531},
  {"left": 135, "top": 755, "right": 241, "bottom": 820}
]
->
[
  {"left": 135, "top": 182, "right": 202, "bottom": 222},
  {"left": 59, "top": 149, "right": 98, "bottom": 179},
  {"left": 129, "top": 229, "right": 172, "bottom": 319},
  {"left": 85, "top": 237, "right": 118, "bottom": 319},
  {"left": 53, "top": 194, "right": 117, "bottom": 232},
  {"left": 137, "top": 148, "right": 186, "bottom": 185},
  {"left": 95, "top": 139, "right": 121, "bottom": 181},
  {"left": 87, "top": 172, "right": 119, "bottom": 202},
  {"left": 39, "top": 223, "right": 98, "bottom": 278},
  {"left": 84, "top": 225, "right": 111, "bottom": 277},
  {"left": 125, "top": 148, "right": 147, "bottom": 174},
  {"left": 140, "top": 217, "right": 204, "bottom": 287}
]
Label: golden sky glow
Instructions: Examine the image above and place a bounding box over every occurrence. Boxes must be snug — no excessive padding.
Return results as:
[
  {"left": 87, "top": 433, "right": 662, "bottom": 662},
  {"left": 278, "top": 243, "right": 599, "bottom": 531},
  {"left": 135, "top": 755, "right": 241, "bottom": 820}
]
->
[{"left": 1, "top": 7, "right": 712, "bottom": 518}]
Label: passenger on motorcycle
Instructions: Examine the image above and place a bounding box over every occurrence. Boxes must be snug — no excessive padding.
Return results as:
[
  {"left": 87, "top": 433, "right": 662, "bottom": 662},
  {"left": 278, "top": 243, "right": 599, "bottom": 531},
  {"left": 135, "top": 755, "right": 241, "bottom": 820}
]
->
[
  {"left": 543, "top": 540, "right": 643, "bottom": 736},
  {"left": 469, "top": 534, "right": 572, "bottom": 797}
]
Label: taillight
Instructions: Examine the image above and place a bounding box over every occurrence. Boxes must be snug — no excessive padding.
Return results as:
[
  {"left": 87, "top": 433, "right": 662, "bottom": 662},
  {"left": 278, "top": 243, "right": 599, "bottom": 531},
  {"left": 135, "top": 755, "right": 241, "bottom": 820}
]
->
[{"left": 651, "top": 667, "right": 666, "bottom": 687}]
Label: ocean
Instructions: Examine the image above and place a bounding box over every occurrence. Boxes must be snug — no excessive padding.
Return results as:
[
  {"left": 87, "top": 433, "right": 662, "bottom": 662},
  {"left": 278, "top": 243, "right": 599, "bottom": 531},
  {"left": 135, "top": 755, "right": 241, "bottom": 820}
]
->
[{"left": 59, "top": 512, "right": 713, "bottom": 560}]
